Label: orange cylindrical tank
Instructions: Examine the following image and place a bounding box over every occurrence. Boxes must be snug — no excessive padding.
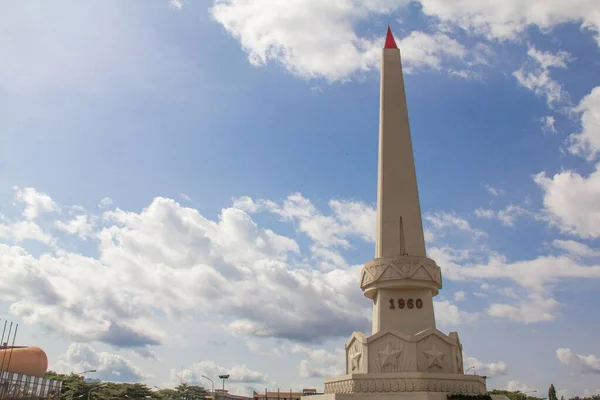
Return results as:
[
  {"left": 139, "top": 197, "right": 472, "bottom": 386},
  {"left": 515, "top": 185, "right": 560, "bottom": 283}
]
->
[{"left": 0, "top": 346, "right": 49, "bottom": 377}]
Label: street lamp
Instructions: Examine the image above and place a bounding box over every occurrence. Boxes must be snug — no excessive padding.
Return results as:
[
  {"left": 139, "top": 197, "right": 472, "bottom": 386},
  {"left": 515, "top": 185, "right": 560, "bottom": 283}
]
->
[
  {"left": 465, "top": 366, "right": 475, "bottom": 374},
  {"left": 78, "top": 370, "right": 97, "bottom": 374},
  {"left": 87, "top": 384, "right": 107, "bottom": 400},
  {"left": 218, "top": 375, "right": 229, "bottom": 392},
  {"left": 201, "top": 375, "right": 214, "bottom": 394}
]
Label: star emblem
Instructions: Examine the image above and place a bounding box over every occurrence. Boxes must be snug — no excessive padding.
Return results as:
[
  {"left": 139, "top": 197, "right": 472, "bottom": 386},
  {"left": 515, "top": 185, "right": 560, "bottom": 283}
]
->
[
  {"left": 378, "top": 343, "right": 402, "bottom": 368},
  {"left": 424, "top": 345, "right": 445, "bottom": 368}
]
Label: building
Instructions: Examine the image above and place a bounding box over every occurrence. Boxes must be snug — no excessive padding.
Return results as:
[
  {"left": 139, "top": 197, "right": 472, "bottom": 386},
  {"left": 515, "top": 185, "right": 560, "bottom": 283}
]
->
[
  {"left": 0, "top": 345, "right": 62, "bottom": 399},
  {"left": 253, "top": 389, "right": 322, "bottom": 400},
  {"left": 214, "top": 389, "right": 253, "bottom": 400}
]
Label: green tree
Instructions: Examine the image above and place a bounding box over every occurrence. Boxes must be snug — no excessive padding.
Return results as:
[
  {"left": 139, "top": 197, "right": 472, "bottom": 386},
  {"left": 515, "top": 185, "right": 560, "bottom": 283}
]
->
[
  {"left": 549, "top": 384, "right": 558, "bottom": 400},
  {"left": 122, "top": 383, "right": 153, "bottom": 400},
  {"left": 156, "top": 389, "right": 177, "bottom": 400},
  {"left": 173, "top": 383, "right": 209, "bottom": 400}
]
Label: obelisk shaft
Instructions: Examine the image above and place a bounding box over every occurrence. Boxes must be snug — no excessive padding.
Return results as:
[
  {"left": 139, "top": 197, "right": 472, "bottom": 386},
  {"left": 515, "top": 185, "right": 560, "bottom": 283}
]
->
[{"left": 375, "top": 34, "right": 426, "bottom": 259}]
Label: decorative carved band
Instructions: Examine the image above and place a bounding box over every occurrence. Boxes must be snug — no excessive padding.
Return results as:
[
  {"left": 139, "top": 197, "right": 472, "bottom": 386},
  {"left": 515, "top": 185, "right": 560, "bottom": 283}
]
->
[
  {"left": 361, "top": 256, "right": 442, "bottom": 290},
  {"left": 324, "top": 377, "right": 485, "bottom": 394}
]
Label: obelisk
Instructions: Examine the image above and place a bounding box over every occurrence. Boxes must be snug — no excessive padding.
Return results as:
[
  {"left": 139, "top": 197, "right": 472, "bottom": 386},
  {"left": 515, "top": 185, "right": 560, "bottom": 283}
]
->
[
  {"left": 302, "top": 27, "right": 501, "bottom": 400},
  {"left": 367, "top": 26, "right": 437, "bottom": 338},
  {"left": 376, "top": 26, "right": 426, "bottom": 260}
]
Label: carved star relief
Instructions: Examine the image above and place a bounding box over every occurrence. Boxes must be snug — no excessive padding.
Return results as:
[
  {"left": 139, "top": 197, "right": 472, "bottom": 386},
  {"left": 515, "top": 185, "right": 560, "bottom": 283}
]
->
[
  {"left": 424, "top": 345, "right": 445, "bottom": 368},
  {"left": 351, "top": 346, "right": 362, "bottom": 371},
  {"left": 378, "top": 343, "right": 402, "bottom": 368}
]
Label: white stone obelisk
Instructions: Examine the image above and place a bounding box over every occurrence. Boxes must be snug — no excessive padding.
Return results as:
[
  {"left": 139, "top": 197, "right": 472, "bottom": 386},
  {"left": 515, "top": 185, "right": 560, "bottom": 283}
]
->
[
  {"left": 302, "top": 28, "right": 507, "bottom": 400},
  {"left": 376, "top": 27, "right": 426, "bottom": 261},
  {"left": 367, "top": 26, "right": 437, "bottom": 338}
]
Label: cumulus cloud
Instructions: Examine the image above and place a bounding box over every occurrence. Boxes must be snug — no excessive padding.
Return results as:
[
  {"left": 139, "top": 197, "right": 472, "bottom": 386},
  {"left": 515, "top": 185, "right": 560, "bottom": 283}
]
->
[
  {"left": 417, "top": 0, "right": 600, "bottom": 45},
  {"left": 1, "top": 192, "right": 372, "bottom": 347},
  {"left": 290, "top": 345, "right": 345, "bottom": 379},
  {"left": 434, "top": 300, "right": 479, "bottom": 326},
  {"left": 556, "top": 348, "right": 600, "bottom": 374},
  {"left": 569, "top": 86, "right": 600, "bottom": 160},
  {"left": 507, "top": 380, "right": 536, "bottom": 392},
  {"left": 55, "top": 215, "right": 96, "bottom": 239},
  {"left": 210, "top": 0, "right": 490, "bottom": 82},
  {"left": 0, "top": 221, "right": 56, "bottom": 247},
  {"left": 236, "top": 193, "right": 375, "bottom": 249},
  {"left": 174, "top": 360, "right": 268, "bottom": 384},
  {"left": 53, "top": 343, "right": 149, "bottom": 382},
  {"left": 535, "top": 164, "right": 600, "bottom": 238},
  {"left": 463, "top": 353, "right": 508, "bottom": 377},
  {"left": 99, "top": 197, "right": 114, "bottom": 209},
  {"left": 487, "top": 293, "right": 560, "bottom": 323},
  {"left": 453, "top": 291, "right": 466, "bottom": 301},
  {"left": 13, "top": 187, "right": 60, "bottom": 220}
]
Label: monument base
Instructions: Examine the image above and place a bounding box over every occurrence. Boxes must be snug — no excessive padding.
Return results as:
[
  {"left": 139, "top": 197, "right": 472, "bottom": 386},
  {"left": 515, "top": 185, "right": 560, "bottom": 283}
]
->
[
  {"left": 323, "top": 372, "right": 486, "bottom": 394},
  {"left": 304, "top": 394, "right": 509, "bottom": 400}
]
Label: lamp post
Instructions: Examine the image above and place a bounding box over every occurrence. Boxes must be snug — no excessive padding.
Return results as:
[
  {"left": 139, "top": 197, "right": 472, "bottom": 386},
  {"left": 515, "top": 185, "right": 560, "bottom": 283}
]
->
[
  {"left": 465, "top": 366, "right": 475, "bottom": 374},
  {"left": 87, "top": 384, "right": 106, "bottom": 400},
  {"left": 218, "top": 375, "right": 229, "bottom": 392},
  {"left": 201, "top": 375, "right": 214, "bottom": 395}
]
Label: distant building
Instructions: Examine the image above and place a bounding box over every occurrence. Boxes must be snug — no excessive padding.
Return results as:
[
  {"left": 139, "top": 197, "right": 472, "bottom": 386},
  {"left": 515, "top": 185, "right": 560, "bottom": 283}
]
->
[
  {"left": 0, "top": 345, "right": 61, "bottom": 399},
  {"left": 253, "top": 389, "right": 323, "bottom": 400},
  {"left": 214, "top": 389, "right": 253, "bottom": 400}
]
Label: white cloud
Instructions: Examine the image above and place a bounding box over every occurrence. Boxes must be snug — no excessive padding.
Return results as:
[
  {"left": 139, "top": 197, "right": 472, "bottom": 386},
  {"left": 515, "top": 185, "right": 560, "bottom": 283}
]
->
[
  {"left": 433, "top": 300, "right": 479, "bottom": 326},
  {"left": 0, "top": 220, "right": 56, "bottom": 247},
  {"left": 556, "top": 348, "right": 600, "bottom": 374},
  {"left": 541, "top": 115, "right": 557, "bottom": 134},
  {"left": 179, "top": 192, "right": 192, "bottom": 202},
  {"left": 53, "top": 343, "right": 149, "bottom": 382},
  {"left": 172, "top": 361, "right": 268, "bottom": 385},
  {"left": 13, "top": 186, "right": 60, "bottom": 219},
  {"left": 289, "top": 344, "right": 344, "bottom": 379},
  {"left": 484, "top": 184, "right": 504, "bottom": 196},
  {"left": 569, "top": 86, "right": 600, "bottom": 160},
  {"left": 535, "top": 164, "right": 600, "bottom": 238},
  {"left": 552, "top": 239, "right": 600, "bottom": 259},
  {"left": 507, "top": 380, "right": 536, "bottom": 393},
  {"left": 463, "top": 353, "right": 508, "bottom": 377},
  {"left": 417, "top": 0, "right": 600, "bottom": 45},
  {"left": 238, "top": 193, "right": 376, "bottom": 248},
  {"left": 209, "top": 1, "right": 486, "bottom": 81},
  {"left": 1, "top": 192, "right": 372, "bottom": 347},
  {"left": 513, "top": 47, "right": 572, "bottom": 108},
  {"left": 425, "top": 211, "right": 487, "bottom": 238},
  {"left": 169, "top": 0, "right": 183, "bottom": 10},
  {"left": 99, "top": 197, "right": 114, "bottom": 209},
  {"left": 487, "top": 293, "right": 560, "bottom": 323},
  {"left": 55, "top": 215, "right": 96, "bottom": 239},
  {"left": 474, "top": 205, "right": 532, "bottom": 227},
  {"left": 430, "top": 245, "right": 599, "bottom": 292},
  {"left": 453, "top": 291, "right": 466, "bottom": 301}
]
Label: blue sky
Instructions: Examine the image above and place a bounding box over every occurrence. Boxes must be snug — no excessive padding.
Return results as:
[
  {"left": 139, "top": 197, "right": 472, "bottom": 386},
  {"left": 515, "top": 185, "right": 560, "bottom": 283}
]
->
[{"left": 1, "top": 0, "right": 600, "bottom": 397}]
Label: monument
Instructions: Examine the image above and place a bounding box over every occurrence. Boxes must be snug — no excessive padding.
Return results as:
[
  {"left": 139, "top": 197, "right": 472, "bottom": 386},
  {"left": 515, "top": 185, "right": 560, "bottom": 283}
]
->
[{"left": 304, "top": 28, "right": 503, "bottom": 400}]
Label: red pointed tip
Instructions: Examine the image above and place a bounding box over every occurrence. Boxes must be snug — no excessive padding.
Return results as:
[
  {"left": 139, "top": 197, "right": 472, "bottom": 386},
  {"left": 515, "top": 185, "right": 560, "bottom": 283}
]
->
[{"left": 384, "top": 26, "right": 397, "bottom": 49}]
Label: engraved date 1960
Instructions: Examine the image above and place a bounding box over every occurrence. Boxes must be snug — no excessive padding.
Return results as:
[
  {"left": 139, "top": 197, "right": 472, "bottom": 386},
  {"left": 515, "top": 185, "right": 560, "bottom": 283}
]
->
[{"left": 389, "top": 298, "right": 423, "bottom": 309}]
